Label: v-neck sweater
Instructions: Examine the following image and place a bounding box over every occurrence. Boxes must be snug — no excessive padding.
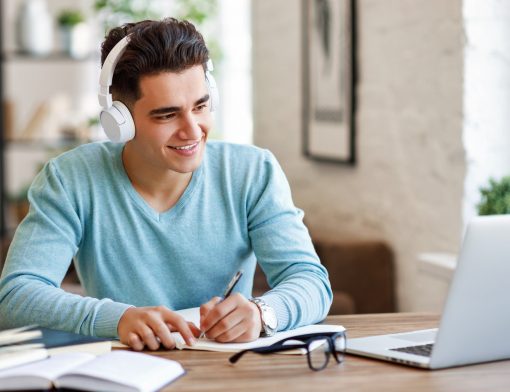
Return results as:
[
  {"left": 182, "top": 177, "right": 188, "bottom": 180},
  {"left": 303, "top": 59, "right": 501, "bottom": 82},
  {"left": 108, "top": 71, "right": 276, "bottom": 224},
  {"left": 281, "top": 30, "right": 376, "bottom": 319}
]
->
[{"left": 0, "top": 141, "right": 332, "bottom": 337}]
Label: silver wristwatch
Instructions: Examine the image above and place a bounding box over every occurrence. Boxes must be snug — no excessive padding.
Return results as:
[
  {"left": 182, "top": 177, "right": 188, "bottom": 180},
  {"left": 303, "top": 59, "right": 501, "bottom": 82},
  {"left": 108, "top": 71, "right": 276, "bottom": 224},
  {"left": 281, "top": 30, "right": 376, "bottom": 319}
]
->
[{"left": 250, "top": 297, "right": 278, "bottom": 337}]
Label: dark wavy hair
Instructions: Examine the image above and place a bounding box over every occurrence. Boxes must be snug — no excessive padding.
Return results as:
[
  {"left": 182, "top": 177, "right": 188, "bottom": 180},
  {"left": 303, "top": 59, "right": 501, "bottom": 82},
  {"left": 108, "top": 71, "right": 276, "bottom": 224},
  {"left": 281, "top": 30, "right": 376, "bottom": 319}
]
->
[{"left": 101, "top": 18, "right": 209, "bottom": 106}]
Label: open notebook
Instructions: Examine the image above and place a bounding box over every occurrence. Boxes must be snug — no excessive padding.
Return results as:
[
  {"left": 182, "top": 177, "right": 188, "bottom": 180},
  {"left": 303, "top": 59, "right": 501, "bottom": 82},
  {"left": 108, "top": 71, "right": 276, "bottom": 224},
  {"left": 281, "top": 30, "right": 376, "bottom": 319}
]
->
[{"left": 112, "top": 307, "right": 345, "bottom": 354}]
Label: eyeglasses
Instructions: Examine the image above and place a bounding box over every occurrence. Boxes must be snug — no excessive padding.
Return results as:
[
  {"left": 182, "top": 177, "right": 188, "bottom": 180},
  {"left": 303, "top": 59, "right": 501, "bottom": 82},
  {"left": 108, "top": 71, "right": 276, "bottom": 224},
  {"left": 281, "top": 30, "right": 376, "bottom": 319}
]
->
[{"left": 229, "top": 331, "right": 346, "bottom": 371}]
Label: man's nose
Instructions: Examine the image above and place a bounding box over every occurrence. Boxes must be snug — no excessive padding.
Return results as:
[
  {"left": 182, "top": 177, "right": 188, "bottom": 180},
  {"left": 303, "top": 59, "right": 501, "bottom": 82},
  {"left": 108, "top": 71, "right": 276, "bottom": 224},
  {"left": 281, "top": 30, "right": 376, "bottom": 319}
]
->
[{"left": 178, "top": 113, "right": 202, "bottom": 140}]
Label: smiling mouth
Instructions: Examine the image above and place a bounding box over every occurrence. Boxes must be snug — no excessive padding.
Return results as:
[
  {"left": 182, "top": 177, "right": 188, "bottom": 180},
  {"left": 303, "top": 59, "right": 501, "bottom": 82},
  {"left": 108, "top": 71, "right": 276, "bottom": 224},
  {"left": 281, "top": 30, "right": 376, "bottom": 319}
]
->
[{"left": 168, "top": 141, "right": 200, "bottom": 151}]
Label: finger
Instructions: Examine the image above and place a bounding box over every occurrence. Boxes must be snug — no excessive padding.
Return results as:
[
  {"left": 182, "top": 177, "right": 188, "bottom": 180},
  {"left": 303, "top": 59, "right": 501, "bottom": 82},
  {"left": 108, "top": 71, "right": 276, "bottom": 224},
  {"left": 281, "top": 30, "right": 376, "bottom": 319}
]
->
[
  {"left": 206, "top": 310, "right": 244, "bottom": 340},
  {"left": 166, "top": 322, "right": 201, "bottom": 337},
  {"left": 201, "top": 295, "right": 239, "bottom": 333},
  {"left": 138, "top": 325, "right": 160, "bottom": 351},
  {"left": 161, "top": 308, "right": 196, "bottom": 346},
  {"left": 188, "top": 321, "right": 202, "bottom": 337},
  {"left": 127, "top": 332, "right": 144, "bottom": 351},
  {"left": 148, "top": 320, "right": 176, "bottom": 350},
  {"left": 214, "top": 320, "right": 248, "bottom": 343},
  {"left": 200, "top": 296, "right": 222, "bottom": 321},
  {"left": 230, "top": 327, "right": 261, "bottom": 343}
]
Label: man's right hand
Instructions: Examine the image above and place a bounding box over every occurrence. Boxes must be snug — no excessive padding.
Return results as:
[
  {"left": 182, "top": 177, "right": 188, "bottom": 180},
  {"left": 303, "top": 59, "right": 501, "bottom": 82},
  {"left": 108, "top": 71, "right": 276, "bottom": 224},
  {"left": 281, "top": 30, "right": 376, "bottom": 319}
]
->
[{"left": 117, "top": 306, "right": 200, "bottom": 351}]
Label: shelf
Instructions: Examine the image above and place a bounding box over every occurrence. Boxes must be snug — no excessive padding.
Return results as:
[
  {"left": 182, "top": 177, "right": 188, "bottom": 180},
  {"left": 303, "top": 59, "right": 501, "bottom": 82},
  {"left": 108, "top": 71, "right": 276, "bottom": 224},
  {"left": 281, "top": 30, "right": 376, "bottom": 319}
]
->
[
  {"left": 418, "top": 252, "right": 457, "bottom": 280},
  {"left": 4, "top": 138, "right": 94, "bottom": 149},
  {"left": 1, "top": 51, "right": 99, "bottom": 63}
]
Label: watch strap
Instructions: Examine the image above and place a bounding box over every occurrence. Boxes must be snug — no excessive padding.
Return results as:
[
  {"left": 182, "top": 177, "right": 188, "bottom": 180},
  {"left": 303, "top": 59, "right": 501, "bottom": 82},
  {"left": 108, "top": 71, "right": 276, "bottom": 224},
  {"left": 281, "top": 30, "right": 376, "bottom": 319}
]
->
[{"left": 250, "top": 297, "right": 278, "bottom": 337}]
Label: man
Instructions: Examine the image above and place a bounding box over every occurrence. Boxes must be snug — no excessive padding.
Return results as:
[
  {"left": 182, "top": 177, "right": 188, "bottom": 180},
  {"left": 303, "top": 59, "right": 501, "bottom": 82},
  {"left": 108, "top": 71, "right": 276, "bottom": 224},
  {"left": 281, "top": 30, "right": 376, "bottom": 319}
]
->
[{"left": 0, "top": 18, "right": 332, "bottom": 351}]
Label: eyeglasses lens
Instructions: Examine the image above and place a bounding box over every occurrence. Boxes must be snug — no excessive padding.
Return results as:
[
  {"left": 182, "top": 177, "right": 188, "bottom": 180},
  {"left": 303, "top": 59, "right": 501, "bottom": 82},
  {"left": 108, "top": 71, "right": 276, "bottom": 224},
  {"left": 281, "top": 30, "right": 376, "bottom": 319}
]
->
[
  {"left": 334, "top": 334, "right": 346, "bottom": 352},
  {"left": 308, "top": 338, "right": 330, "bottom": 370}
]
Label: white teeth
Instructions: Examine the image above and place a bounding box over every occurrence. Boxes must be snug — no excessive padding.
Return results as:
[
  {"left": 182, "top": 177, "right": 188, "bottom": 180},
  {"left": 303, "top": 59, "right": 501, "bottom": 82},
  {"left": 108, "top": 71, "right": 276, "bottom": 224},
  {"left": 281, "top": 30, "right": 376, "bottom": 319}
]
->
[{"left": 171, "top": 142, "right": 198, "bottom": 150}]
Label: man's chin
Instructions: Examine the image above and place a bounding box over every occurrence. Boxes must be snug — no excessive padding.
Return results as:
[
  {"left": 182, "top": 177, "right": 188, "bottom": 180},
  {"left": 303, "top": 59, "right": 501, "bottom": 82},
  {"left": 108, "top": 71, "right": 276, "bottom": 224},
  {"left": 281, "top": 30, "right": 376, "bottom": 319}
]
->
[{"left": 168, "top": 157, "right": 204, "bottom": 174}]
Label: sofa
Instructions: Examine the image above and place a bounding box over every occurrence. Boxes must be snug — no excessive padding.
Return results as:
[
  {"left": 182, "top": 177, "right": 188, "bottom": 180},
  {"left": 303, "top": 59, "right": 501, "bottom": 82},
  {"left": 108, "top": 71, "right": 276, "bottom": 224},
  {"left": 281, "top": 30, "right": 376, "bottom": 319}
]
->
[{"left": 251, "top": 236, "right": 396, "bottom": 314}]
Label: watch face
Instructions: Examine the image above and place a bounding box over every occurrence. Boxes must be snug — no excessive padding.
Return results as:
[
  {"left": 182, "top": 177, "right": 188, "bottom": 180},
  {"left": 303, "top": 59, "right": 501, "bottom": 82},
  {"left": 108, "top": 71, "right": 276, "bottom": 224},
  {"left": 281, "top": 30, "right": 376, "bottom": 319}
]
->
[{"left": 264, "top": 307, "right": 278, "bottom": 330}]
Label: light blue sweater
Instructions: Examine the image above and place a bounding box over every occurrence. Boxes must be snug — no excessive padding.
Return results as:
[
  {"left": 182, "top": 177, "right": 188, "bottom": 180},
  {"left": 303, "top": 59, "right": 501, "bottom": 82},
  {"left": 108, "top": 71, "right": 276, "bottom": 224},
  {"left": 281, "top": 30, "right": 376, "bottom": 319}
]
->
[{"left": 0, "top": 141, "right": 332, "bottom": 337}]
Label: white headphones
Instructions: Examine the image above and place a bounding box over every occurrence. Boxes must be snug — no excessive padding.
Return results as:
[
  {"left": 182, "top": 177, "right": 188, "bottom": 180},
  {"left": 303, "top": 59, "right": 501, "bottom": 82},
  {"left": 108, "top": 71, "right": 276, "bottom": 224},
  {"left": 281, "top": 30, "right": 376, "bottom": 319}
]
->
[{"left": 98, "top": 34, "right": 219, "bottom": 143}]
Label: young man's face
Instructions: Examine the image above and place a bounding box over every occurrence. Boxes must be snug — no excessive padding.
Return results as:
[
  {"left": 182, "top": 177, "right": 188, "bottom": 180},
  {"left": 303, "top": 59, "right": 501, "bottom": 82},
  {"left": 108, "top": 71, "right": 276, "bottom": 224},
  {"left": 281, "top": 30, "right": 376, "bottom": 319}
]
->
[{"left": 130, "top": 65, "right": 213, "bottom": 174}]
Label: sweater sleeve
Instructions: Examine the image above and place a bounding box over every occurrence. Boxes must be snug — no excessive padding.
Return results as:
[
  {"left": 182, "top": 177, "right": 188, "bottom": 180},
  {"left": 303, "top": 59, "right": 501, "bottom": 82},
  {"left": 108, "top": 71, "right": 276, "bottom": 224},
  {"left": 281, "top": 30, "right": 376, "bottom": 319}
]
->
[
  {"left": 0, "top": 161, "right": 131, "bottom": 337},
  {"left": 247, "top": 151, "right": 333, "bottom": 330}
]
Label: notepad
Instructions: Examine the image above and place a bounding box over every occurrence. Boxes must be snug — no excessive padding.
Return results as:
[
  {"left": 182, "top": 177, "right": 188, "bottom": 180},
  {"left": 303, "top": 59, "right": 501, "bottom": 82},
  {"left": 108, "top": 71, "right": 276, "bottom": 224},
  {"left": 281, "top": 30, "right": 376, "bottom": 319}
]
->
[
  {"left": 172, "top": 307, "right": 345, "bottom": 354},
  {"left": 111, "top": 307, "right": 345, "bottom": 354},
  {"left": 0, "top": 351, "right": 185, "bottom": 392}
]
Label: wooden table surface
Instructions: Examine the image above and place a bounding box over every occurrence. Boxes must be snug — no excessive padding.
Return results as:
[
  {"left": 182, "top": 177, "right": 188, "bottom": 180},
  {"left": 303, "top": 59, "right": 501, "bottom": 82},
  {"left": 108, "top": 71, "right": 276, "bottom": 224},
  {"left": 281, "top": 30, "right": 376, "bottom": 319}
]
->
[{"left": 148, "top": 313, "right": 510, "bottom": 391}]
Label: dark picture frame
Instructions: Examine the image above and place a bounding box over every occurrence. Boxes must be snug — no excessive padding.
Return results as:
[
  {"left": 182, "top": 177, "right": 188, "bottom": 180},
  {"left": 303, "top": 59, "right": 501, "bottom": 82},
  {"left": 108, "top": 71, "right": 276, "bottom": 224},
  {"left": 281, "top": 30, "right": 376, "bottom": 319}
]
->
[{"left": 302, "top": 0, "right": 357, "bottom": 164}]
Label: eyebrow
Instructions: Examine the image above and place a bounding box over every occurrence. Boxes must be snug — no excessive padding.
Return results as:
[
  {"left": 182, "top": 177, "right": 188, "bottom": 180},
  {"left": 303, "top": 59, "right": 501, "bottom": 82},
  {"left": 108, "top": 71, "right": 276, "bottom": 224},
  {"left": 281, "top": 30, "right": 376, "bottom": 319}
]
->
[{"left": 148, "top": 94, "right": 210, "bottom": 116}]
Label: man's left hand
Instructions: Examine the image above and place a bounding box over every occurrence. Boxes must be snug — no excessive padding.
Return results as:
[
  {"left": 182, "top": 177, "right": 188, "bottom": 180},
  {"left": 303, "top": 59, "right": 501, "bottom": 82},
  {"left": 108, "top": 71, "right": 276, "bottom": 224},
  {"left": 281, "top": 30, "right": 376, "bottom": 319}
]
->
[{"left": 200, "top": 293, "right": 262, "bottom": 343}]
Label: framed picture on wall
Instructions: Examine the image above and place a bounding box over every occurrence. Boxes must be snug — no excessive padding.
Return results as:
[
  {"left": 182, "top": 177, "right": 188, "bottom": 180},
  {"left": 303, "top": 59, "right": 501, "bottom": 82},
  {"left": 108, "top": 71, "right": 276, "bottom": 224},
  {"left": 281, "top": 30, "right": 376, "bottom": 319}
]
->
[{"left": 302, "top": 0, "right": 356, "bottom": 164}]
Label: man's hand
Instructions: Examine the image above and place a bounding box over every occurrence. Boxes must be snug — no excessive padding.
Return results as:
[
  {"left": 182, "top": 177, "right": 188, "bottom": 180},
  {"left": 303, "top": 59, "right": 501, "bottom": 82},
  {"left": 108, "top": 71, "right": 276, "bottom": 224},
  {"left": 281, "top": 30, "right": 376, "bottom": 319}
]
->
[
  {"left": 200, "top": 293, "right": 262, "bottom": 343},
  {"left": 117, "top": 306, "right": 201, "bottom": 351}
]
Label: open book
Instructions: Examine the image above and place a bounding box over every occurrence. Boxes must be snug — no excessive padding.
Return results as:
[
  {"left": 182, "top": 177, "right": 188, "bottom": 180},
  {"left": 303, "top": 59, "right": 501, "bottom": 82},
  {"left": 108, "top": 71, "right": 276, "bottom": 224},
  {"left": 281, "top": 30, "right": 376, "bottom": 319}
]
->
[
  {"left": 113, "top": 307, "right": 345, "bottom": 354},
  {"left": 0, "top": 351, "right": 185, "bottom": 392}
]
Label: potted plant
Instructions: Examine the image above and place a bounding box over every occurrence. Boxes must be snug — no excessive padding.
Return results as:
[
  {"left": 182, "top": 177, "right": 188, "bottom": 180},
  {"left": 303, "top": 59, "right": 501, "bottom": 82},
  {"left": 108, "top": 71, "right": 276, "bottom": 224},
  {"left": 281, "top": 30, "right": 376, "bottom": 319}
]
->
[
  {"left": 477, "top": 176, "right": 510, "bottom": 215},
  {"left": 57, "top": 9, "right": 91, "bottom": 59}
]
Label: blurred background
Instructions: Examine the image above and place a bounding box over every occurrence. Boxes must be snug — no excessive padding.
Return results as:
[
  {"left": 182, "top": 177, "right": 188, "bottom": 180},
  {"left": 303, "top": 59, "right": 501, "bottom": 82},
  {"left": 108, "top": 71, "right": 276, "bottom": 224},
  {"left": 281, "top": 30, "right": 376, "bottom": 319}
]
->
[{"left": 1, "top": 0, "right": 510, "bottom": 316}]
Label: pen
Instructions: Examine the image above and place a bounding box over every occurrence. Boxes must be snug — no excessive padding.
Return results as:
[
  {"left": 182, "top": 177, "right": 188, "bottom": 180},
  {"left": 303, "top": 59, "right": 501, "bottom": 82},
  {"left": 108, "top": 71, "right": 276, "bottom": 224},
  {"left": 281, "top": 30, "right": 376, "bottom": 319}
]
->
[{"left": 199, "top": 269, "right": 244, "bottom": 339}]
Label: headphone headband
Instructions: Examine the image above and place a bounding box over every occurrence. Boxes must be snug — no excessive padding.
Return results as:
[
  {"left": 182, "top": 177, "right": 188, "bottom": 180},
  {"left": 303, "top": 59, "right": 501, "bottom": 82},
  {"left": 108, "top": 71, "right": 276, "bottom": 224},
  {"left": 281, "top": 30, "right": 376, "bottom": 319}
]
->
[{"left": 98, "top": 35, "right": 131, "bottom": 109}]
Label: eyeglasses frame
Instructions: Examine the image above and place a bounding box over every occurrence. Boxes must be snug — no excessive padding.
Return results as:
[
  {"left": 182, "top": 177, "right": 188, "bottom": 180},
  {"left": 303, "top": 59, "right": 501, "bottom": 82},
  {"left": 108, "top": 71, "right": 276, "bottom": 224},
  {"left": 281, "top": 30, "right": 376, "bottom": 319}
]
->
[{"left": 229, "top": 331, "right": 346, "bottom": 371}]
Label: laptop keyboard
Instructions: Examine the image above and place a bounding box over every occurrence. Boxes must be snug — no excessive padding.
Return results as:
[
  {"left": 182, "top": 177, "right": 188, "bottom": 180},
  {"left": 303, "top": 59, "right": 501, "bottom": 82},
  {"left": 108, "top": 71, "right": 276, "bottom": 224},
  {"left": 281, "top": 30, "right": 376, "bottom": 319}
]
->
[{"left": 391, "top": 343, "right": 434, "bottom": 357}]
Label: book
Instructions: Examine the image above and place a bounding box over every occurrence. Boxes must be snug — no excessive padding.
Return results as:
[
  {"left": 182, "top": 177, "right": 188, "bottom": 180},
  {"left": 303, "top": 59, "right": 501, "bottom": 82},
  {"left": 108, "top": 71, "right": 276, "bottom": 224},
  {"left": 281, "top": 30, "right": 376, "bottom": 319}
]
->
[
  {"left": 0, "top": 326, "right": 47, "bottom": 371},
  {"left": 31, "top": 328, "right": 112, "bottom": 356},
  {"left": 0, "top": 351, "right": 186, "bottom": 392},
  {"left": 0, "top": 325, "right": 42, "bottom": 346},
  {"left": 0, "top": 326, "right": 111, "bottom": 371},
  {"left": 111, "top": 307, "right": 346, "bottom": 354}
]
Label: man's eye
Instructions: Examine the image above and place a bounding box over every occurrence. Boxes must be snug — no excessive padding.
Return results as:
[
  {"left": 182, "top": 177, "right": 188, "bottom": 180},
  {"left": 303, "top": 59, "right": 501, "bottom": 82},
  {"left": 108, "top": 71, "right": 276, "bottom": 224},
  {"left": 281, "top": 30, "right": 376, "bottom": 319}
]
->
[
  {"left": 156, "top": 113, "right": 176, "bottom": 120},
  {"left": 195, "top": 103, "right": 207, "bottom": 111}
]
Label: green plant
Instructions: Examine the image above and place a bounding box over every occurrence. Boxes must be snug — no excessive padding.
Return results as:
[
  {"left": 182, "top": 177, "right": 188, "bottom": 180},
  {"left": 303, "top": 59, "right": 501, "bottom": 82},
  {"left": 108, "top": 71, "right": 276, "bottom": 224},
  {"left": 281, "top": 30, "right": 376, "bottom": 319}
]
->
[
  {"left": 57, "top": 10, "right": 85, "bottom": 27},
  {"left": 174, "top": 0, "right": 222, "bottom": 64},
  {"left": 174, "top": 0, "right": 218, "bottom": 25},
  {"left": 94, "top": 0, "right": 160, "bottom": 33},
  {"left": 93, "top": 0, "right": 221, "bottom": 61},
  {"left": 477, "top": 176, "right": 510, "bottom": 215}
]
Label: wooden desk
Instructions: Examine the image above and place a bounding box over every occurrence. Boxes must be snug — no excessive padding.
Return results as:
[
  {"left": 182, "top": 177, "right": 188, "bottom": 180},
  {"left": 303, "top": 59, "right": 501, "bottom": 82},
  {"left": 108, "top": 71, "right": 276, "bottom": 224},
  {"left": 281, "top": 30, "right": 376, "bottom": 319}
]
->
[{"left": 148, "top": 313, "right": 510, "bottom": 391}]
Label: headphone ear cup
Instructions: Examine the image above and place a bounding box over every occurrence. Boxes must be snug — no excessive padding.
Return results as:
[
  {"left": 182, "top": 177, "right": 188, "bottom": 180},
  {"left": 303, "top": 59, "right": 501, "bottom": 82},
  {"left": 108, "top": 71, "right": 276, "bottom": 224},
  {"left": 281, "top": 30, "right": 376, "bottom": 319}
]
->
[
  {"left": 206, "top": 71, "right": 219, "bottom": 113},
  {"left": 99, "top": 101, "right": 135, "bottom": 143}
]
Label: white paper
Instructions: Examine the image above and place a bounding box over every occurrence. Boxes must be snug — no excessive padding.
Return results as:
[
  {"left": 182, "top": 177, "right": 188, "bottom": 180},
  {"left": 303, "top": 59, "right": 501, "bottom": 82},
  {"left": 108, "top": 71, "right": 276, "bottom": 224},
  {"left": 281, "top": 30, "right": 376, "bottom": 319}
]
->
[{"left": 175, "top": 307, "right": 201, "bottom": 327}]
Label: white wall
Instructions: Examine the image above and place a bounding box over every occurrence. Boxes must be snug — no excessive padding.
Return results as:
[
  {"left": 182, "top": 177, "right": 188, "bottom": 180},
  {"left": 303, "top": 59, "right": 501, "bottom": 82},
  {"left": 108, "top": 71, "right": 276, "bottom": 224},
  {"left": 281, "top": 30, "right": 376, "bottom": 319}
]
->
[
  {"left": 252, "top": 0, "right": 465, "bottom": 311},
  {"left": 463, "top": 0, "right": 510, "bottom": 224}
]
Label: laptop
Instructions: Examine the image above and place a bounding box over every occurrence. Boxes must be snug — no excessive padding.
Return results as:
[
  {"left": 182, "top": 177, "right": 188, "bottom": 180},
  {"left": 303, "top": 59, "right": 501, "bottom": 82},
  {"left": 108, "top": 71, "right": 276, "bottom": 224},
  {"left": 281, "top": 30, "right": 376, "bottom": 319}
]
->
[{"left": 346, "top": 215, "right": 510, "bottom": 369}]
